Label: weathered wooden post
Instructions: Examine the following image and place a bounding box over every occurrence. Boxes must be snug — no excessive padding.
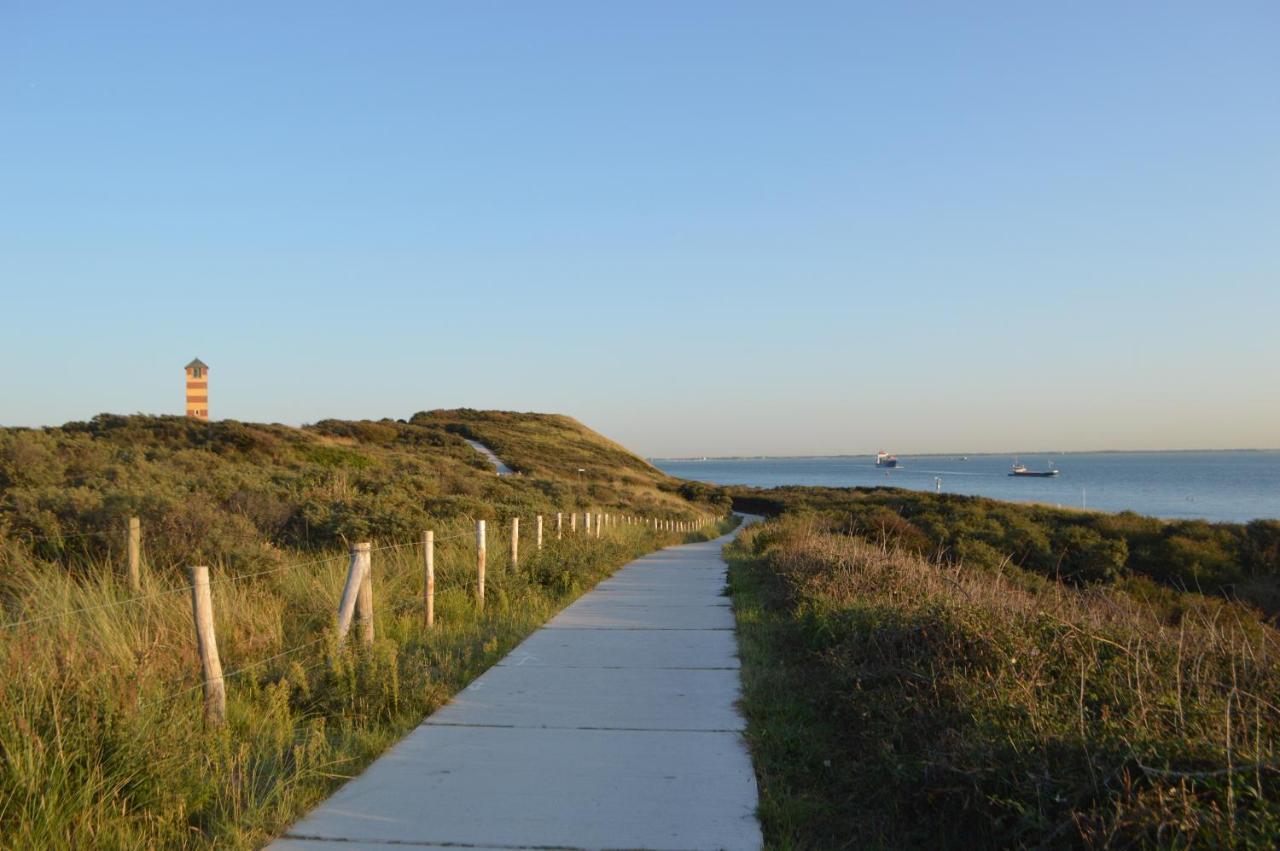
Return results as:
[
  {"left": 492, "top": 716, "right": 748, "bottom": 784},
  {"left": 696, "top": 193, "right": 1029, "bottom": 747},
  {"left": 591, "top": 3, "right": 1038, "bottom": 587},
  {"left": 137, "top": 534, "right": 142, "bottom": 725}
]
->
[
  {"left": 556, "top": 512, "right": 563, "bottom": 540},
  {"left": 423, "top": 530, "right": 434, "bottom": 629},
  {"left": 585, "top": 512, "right": 592, "bottom": 536},
  {"left": 476, "top": 519, "right": 486, "bottom": 607},
  {"left": 536, "top": 515, "right": 543, "bottom": 551},
  {"left": 511, "top": 517, "right": 520, "bottom": 568},
  {"left": 127, "top": 516, "right": 142, "bottom": 592},
  {"left": 188, "top": 565, "right": 225, "bottom": 726},
  {"left": 357, "top": 543, "right": 374, "bottom": 646},
  {"left": 570, "top": 512, "right": 577, "bottom": 534},
  {"left": 336, "top": 542, "right": 369, "bottom": 645},
  {"left": 596, "top": 513, "right": 603, "bottom": 539}
]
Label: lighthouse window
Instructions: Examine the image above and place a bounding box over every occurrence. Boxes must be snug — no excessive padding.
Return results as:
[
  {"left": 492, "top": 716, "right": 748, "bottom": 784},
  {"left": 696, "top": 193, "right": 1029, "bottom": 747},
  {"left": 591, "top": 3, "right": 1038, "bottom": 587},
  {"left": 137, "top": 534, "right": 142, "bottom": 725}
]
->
[{"left": 192, "top": 368, "right": 202, "bottom": 378}]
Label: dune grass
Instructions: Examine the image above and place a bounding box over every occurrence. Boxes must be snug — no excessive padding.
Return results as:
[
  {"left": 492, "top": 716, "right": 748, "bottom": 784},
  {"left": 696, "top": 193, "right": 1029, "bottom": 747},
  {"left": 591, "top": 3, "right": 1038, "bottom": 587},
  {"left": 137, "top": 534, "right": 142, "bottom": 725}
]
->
[
  {"left": 0, "top": 517, "right": 720, "bottom": 848},
  {"left": 727, "top": 514, "right": 1280, "bottom": 848},
  {"left": 729, "top": 485, "right": 1280, "bottom": 618}
]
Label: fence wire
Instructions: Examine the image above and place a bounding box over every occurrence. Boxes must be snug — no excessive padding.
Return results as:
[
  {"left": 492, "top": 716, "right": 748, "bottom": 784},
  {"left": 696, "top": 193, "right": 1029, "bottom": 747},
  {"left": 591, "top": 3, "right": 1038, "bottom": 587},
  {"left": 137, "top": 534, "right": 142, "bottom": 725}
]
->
[{"left": 1, "top": 511, "right": 715, "bottom": 714}]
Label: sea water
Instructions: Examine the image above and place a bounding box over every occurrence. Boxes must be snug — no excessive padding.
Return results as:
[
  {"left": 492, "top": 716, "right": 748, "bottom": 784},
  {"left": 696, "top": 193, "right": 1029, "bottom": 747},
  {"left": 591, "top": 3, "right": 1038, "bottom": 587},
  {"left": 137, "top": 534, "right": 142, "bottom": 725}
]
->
[{"left": 652, "top": 451, "right": 1280, "bottom": 523}]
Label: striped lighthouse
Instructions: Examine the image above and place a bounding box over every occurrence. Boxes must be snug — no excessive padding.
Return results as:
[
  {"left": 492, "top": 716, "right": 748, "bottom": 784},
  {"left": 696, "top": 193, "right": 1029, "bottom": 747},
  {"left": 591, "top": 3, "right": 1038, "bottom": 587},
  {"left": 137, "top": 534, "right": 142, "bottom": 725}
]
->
[{"left": 185, "top": 358, "right": 209, "bottom": 420}]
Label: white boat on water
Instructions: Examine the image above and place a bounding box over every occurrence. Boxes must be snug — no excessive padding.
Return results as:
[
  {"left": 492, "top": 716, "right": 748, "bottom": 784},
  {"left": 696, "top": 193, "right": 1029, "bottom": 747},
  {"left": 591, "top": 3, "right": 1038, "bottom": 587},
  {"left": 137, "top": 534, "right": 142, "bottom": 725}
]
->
[{"left": 875, "top": 451, "right": 899, "bottom": 468}]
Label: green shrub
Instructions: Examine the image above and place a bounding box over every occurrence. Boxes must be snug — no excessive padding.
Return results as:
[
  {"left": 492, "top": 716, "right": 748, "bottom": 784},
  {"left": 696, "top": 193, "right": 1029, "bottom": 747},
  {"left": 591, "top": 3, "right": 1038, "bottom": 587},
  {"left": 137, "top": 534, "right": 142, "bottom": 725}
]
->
[{"left": 730, "top": 484, "right": 1277, "bottom": 609}]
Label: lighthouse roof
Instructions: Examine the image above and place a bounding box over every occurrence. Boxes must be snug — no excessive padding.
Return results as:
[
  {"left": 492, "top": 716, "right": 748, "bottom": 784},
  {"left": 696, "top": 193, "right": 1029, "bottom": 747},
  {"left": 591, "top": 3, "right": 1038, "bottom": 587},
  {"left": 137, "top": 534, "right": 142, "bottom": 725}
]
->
[{"left": 186, "top": 358, "right": 209, "bottom": 370}]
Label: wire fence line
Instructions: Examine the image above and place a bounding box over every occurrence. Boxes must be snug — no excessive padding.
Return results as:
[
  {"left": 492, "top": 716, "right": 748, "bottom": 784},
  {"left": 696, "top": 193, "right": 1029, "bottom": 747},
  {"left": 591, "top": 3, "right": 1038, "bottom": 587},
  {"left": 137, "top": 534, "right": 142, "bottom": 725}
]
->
[
  {"left": 136, "top": 638, "right": 331, "bottom": 713},
  {"left": 1, "top": 526, "right": 489, "bottom": 631},
  {"left": 1, "top": 509, "right": 724, "bottom": 724}
]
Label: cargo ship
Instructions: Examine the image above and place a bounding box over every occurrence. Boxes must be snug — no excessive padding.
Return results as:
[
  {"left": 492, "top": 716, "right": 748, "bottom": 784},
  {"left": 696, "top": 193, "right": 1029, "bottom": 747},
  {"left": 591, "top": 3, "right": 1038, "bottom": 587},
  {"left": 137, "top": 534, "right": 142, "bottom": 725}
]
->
[
  {"left": 875, "top": 451, "right": 899, "bottom": 468},
  {"left": 1009, "top": 462, "right": 1059, "bottom": 478}
]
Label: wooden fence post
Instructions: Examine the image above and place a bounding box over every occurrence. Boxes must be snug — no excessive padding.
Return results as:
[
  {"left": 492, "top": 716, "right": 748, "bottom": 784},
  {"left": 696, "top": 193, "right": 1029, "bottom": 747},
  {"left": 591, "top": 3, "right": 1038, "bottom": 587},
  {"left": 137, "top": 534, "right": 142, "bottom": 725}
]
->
[
  {"left": 585, "top": 512, "right": 592, "bottom": 536},
  {"left": 423, "top": 530, "right": 434, "bottom": 629},
  {"left": 357, "top": 543, "right": 374, "bottom": 645},
  {"left": 556, "top": 512, "right": 563, "bottom": 540},
  {"left": 336, "top": 542, "right": 369, "bottom": 645},
  {"left": 596, "top": 513, "right": 603, "bottom": 539},
  {"left": 477, "top": 519, "right": 486, "bottom": 607},
  {"left": 536, "top": 515, "right": 544, "bottom": 551},
  {"left": 570, "top": 512, "right": 577, "bottom": 534},
  {"left": 127, "top": 516, "right": 141, "bottom": 592},
  {"left": 188, "top": 565, "right": 226, "bottom": 726},
  {"left": 511, "top": 517, "right": 520, "bottom": 568}
]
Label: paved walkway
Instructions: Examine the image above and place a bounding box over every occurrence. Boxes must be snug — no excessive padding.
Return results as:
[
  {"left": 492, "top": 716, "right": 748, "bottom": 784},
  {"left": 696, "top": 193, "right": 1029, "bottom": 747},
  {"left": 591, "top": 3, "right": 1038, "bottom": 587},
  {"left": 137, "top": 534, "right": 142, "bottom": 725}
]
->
[
  {"left": 464, "top": 439, "right": 515, "bottom": 475},
  {"left": 271, "top": 524, "right": 761, "bottom": 851}
]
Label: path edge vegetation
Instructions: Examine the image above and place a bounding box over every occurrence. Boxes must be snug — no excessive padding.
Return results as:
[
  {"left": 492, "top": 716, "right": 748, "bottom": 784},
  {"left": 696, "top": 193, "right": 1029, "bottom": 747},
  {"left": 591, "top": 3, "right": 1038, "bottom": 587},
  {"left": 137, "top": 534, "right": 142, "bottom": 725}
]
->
[{"left": 725, "top": 513, "right": 1280, "bottom": 849}]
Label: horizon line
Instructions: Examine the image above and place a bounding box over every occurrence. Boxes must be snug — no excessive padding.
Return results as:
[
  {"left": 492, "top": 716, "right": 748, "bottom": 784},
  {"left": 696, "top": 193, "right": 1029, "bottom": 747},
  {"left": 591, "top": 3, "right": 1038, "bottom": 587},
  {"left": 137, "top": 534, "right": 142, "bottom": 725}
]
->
[{"left": 650, "top": 447, "right": 1280, "bottom": 461}]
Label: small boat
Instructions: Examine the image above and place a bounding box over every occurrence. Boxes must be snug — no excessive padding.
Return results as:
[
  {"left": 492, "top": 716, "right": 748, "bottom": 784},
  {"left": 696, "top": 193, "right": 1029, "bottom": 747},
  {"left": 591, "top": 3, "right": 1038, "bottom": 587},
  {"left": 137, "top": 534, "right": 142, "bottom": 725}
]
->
[
  {"left": 1009, "top": 463, "right": 1059, "bottom": 478},
  {"left": 875, "top": 451, "right": 899, "bottom": 468}
]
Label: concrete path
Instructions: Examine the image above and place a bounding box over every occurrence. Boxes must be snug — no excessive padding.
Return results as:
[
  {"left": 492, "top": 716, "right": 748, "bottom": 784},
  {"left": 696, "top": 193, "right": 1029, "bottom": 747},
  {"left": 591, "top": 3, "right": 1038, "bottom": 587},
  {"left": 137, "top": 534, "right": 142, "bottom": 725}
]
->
[
  {"left": 464, "top": 439, "right": 515, "bottom": 475},
  {"left": 271, "top": 524, "right": 761, "bottom": 851}
]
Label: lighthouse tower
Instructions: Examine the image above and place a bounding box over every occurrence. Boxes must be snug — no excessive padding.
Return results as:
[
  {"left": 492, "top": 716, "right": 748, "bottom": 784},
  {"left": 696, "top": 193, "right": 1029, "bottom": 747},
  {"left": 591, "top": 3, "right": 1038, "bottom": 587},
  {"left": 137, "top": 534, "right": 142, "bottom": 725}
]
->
[{"left": 185, "top": 358, "right": 209, "bottom": 420}]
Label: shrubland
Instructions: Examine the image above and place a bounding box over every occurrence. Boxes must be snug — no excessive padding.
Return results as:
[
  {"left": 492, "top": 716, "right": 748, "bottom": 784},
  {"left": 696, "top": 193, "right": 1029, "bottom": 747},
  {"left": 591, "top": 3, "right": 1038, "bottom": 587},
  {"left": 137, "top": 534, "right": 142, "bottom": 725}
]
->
[
  {"left": 728, "top": 513, "right": 1280, "bottom": 848},
  {"left": 732, "top": 486, "right": 1280, "bottom": 618},
  {"left": 0, "top": 411, "right": 730, "bottom": 847},
  {"left": 0, "top": 410, "right": 727, "bottom": 575}
]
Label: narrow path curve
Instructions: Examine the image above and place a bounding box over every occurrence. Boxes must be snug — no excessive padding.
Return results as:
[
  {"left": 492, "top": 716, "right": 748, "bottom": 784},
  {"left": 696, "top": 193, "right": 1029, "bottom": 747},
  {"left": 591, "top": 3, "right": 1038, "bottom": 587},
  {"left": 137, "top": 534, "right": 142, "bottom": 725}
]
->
[
  {"left": 270, "top": 521, "right": 761, "bottom": 850},
  {"left": 464, "top": 439, "right": 515, "bottom": 475}
]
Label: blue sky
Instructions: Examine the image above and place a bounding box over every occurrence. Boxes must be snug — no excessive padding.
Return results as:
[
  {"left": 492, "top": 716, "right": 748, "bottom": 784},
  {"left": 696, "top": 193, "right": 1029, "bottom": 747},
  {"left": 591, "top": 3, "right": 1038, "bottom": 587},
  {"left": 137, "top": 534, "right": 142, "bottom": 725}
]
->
[{"left": 3, "top": 2, "right": 1278, "bottom": 455}]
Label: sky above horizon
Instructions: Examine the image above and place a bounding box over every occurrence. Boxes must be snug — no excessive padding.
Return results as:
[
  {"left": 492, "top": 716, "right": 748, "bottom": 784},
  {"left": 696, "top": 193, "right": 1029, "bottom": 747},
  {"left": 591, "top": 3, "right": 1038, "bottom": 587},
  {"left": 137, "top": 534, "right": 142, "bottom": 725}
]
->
[{"left": 3, "top": 2, "right": 1278, "bottom": 456}]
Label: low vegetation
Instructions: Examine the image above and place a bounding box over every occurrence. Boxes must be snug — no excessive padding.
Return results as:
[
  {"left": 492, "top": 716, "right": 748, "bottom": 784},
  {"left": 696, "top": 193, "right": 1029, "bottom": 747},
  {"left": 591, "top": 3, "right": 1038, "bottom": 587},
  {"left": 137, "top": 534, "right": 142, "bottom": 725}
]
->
[
  {"left": 728, "top": 514, "right": 1280, "bottom": 848},
  {"left": 732, "top": 486, "right": 1280, "bottom": 618},
  {"left": 0, "top": 410, "right": 726, "bottom": 574},
  {"left": 0, "top": 411, "right": 731, "bottom": 847}
]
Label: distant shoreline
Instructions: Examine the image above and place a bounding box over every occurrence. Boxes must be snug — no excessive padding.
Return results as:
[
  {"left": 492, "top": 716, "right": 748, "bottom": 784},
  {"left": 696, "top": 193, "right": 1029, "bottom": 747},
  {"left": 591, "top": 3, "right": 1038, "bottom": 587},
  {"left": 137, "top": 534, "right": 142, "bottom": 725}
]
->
[{"left": 651, "top": 448, "right": 1280, "bottom": 462}]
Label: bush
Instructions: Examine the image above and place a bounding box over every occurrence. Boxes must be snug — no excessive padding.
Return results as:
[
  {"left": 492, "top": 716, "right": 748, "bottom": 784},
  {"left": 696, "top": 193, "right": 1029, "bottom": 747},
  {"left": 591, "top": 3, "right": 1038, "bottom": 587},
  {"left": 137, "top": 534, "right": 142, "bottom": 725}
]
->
[{"left": 729, "top": 484, "right": 1276, "bottom": 610}]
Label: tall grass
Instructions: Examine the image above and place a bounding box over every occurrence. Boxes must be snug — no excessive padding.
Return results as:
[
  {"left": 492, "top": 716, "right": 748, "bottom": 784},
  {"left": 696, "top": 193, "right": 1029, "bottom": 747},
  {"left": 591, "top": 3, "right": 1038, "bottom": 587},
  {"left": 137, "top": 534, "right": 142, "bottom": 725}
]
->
[
  {"left": 0, "top": 517, "right": 714, "bottom": 848},
  {"left": 728, "top": 515, "right": 1280, "bottom": 848}
]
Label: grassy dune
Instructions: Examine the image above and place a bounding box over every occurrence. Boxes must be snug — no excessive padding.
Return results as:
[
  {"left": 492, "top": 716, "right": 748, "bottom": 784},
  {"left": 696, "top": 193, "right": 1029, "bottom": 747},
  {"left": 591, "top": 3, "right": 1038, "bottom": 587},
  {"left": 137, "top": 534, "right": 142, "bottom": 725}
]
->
[
  {"left": 0, "top": 411, "right": 732, "bottom": 847},
  {"left": 0, "top": 410, "right": 723, "bottom": 575},
  {"left": 731, "top": 485, "right": 1280, "bottom": 619},
  {"left": 728, "top": 515, "right": 1280, "bottom": 848}
]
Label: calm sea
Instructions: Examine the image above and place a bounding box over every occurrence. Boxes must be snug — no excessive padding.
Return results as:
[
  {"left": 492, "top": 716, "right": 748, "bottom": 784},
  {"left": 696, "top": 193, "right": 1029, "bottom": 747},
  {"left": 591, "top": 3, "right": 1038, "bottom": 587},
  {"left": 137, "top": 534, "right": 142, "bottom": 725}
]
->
[{"left": 652, "top": 451, "right": 1280, "bottom": 524}]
